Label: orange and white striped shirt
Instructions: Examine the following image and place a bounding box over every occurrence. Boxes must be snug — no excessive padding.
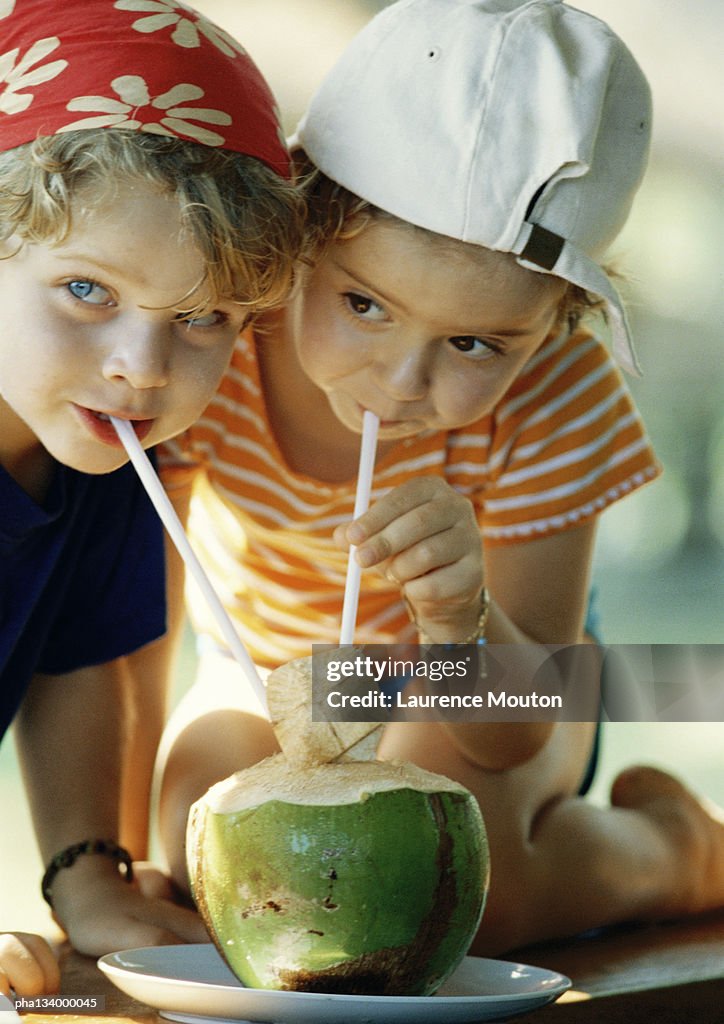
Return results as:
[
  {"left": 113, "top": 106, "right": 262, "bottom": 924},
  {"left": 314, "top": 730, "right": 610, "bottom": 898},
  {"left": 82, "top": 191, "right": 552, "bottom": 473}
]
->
[{"left": 159, "top": 325, "right": 660, "bottom": 668}]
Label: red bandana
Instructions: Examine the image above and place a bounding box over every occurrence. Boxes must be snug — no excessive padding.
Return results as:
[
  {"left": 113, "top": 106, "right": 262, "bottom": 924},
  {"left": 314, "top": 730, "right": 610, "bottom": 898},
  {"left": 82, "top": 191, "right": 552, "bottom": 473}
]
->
[{"left": 0, "top": 0, "right": 290, "bottom": 177}]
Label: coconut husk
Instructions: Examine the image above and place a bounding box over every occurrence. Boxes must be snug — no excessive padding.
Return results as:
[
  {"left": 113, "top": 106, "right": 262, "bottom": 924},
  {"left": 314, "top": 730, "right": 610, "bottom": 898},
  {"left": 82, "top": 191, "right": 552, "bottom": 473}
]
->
[{"left": 266, "top": 654, "right": 384, "bottom": 767}]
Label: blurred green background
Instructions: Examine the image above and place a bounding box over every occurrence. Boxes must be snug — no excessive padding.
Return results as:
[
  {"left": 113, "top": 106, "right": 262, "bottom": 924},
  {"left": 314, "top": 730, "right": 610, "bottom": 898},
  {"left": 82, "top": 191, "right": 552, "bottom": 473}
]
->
[{"left": 2, "top": 0, "right": 722, "bottom": 934}]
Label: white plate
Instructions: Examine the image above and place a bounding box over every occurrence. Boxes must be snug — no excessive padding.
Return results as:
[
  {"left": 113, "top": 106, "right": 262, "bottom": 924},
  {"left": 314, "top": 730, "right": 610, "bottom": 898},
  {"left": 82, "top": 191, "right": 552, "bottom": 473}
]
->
[{"left": 98, "top": 944, "right": 570, "bottom": 1023}]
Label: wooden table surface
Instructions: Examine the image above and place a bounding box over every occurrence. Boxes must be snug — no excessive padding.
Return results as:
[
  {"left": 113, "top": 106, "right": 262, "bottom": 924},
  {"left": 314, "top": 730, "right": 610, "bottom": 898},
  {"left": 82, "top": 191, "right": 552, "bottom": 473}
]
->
[{"left": 16, "top": 911, "right": 724, "bottom": 1024}]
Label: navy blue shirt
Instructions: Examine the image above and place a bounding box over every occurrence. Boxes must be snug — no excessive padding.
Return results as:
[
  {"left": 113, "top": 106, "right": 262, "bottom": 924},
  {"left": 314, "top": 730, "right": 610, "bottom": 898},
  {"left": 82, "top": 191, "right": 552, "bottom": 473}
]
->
[{"left": 1, "top": 458, "right": 166, "bottom": 741}]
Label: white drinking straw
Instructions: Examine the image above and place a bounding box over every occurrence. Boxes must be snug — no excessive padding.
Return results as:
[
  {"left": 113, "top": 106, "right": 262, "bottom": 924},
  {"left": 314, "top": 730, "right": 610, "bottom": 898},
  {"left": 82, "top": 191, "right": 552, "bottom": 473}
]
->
[
  {"left": 111, "top": 417, "right": 269, "bottom": 719},
  {"left": 339, "top": 410, "right": 380, "bottom": 646}
]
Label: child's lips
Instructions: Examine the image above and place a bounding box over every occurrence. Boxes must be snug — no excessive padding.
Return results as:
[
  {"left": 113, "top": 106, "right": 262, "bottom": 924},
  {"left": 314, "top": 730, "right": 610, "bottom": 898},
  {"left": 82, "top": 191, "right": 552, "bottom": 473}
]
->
[
  {"left": 355, "top": 401, "right": 400, "bottom": 426},
  {"left": 355, "top": 401, "right": 419, "bottom": 432},
  {"left": 74, "top": 404, "right": 155, "bottom": 446}
]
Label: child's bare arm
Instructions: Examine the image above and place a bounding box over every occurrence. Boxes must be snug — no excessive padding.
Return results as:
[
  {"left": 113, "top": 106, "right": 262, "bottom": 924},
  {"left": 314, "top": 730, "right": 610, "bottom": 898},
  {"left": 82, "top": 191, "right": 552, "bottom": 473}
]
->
[
  {"left": 485, "top": 522, "right": 598, "bottom": 645},
  {"left": 13, "top": 662, "right": 207, "bottom": 957},
  {"left": 445, "top": 526, "right": 600, "bottom": 766},
  {"left": 0, "top": 932, "right": 59, "bottom": 997}
]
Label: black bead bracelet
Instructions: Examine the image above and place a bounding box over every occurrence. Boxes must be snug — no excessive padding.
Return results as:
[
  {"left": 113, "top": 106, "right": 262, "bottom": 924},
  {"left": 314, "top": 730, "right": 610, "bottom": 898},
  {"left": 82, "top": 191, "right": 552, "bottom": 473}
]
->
[{"left": 41, "top": 838, "right": 134, "bottom": 908}]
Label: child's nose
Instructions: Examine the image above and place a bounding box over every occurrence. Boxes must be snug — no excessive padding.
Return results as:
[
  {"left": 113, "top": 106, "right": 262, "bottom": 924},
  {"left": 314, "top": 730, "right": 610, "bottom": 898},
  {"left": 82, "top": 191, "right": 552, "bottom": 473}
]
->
[
  {"left": 374, "top": 345, "right": 429, "bottom": 401},
  {"left": 102, "top": 323, "right": 171, "bottom": 389}
]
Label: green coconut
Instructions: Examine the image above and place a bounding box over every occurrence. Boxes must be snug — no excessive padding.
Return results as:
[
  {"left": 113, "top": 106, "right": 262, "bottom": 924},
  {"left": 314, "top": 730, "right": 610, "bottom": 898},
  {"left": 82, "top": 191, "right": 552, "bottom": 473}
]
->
[{"left": 187, "top": 754, "right": 489, "bottom": 995}]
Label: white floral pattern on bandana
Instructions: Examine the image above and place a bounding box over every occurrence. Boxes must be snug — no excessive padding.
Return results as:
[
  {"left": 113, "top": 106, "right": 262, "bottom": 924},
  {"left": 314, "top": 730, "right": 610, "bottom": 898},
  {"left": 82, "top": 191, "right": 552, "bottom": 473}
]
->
[
  {"left": 0, "top": 0, "right": 17, "bottom": 20},
  {"left": 0, "top": 36, "right": 68, "bottom": 115},
  {"left": 114, "top": 0, "right": 246, "bottom": 58},
  {"left": 59, "top": 76, "right": 232, "bottom": 146}
]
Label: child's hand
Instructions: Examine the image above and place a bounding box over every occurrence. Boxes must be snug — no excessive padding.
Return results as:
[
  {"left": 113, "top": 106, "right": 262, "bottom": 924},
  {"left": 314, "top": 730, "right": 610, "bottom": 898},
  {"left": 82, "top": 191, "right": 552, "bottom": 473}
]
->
[
  {"left": 335, "top": 477, "right": 484, "bottom": 642},
  {"left": 50, "top": 861, "right": 208, "bottom": 957},
  {"left": 0, "top": 932, "right": 60, "bottom": 997}
]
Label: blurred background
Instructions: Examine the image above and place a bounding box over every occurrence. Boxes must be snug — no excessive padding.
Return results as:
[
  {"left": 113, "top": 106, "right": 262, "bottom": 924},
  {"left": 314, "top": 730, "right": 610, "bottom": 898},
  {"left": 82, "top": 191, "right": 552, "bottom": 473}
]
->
[{"left": 2, "top": 0, "right": 722, "bottom": 933}]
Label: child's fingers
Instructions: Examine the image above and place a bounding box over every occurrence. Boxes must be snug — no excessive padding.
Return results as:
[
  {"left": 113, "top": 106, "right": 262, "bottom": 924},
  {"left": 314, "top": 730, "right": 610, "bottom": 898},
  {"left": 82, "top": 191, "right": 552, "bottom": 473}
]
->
[
  {"left": 0, "top": 932, "right": 60, "bottom": 996},
  {"left": 346, "top": 477, "right": 445, "bottom": 545},
  {"left": 332, "top": 482, "right": 439, "bottom": 556},
  {"left": 352, "top": 481, "right": 476, "bottom": 570},
  {"left": 403, "top": 554, "right": 482, "bottom": 607},
  {"left": 16, "top": 933, "right": 60, "bottom": 994},
  {"left": 63, "top": 898, "right": 208, "bottom": 958},
  {"left": 356, "top": 502, "right": 461, "bottom": 569},
  {"left": 332, "top": 521, "right": 352, "bottom": 550},
  {"left": 133, "top": 862, "right": 181, "bottom": 902},
  {"left": 372, "top": 515, "right": 476, "bottom": 581}
]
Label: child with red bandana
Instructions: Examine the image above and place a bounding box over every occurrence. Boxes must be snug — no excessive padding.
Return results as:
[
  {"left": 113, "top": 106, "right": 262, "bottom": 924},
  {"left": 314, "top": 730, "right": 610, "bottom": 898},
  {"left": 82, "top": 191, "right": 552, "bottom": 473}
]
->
[{"left": 0, "top": 0, "right": 304, "bottom": 978}]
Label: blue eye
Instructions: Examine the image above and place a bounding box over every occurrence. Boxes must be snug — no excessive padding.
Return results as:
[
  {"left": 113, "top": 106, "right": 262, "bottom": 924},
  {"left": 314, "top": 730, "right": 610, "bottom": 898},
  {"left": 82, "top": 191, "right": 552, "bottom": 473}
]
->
[
  {"left": 177, "top": 310, "right": 229, "bottom": 329},
  {"left": 67, "top": 279, "right": 112, "bottom": 305}
]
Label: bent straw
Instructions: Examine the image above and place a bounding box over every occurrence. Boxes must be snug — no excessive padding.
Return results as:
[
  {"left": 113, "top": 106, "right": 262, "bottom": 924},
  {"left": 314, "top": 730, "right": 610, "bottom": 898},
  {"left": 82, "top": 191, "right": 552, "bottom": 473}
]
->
[
  {"left": 111, "top": 417, "right": 269, "bottom": 719},
  {"left": 339, "top": 410, "right": 380, "bottom": 646}
]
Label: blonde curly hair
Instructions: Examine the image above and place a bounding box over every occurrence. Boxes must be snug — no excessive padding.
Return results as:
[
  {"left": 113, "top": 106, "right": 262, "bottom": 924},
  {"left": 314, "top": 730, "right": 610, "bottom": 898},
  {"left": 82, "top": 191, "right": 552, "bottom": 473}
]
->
[{"left": 0, "top": 130, "right": 307, "bottom": 317}]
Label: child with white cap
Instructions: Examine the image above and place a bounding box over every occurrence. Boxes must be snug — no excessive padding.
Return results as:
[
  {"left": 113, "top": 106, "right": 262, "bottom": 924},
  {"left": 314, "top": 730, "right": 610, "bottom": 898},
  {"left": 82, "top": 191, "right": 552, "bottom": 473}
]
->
[
  {"left": 0, "top": 0, "right": 304, "bottom": 978},
  {"left": 156, "top": 0, "right": 724, "bottom": 952}
]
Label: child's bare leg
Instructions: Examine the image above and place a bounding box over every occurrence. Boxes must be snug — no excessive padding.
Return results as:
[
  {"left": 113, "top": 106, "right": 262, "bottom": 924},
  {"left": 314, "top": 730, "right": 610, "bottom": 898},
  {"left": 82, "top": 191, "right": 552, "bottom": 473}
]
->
[
  {"left": 378, "top": 720, "right": 724, "bottom": 954},
  {"left": 610, "top": 765, "right": 724, "bottom": 917}
]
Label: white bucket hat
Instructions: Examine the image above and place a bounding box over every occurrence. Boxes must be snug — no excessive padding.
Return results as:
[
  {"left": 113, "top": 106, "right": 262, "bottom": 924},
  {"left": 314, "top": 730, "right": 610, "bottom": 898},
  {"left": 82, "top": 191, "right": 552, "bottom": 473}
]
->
[{"left": 295, "top": 0, "right": 652, "bottom": 375}]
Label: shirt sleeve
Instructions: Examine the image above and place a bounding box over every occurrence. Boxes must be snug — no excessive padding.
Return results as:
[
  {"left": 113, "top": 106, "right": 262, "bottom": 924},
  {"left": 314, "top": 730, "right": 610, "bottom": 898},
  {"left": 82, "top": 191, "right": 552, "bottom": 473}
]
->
[{"left": 481, "top": 328, "right": 662, "bottom": 545}]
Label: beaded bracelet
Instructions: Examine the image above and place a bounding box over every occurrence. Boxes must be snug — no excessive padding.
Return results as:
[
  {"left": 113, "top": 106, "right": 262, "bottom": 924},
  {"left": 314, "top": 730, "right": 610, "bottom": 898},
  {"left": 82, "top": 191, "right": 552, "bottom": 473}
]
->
[
  {"left": 412, "top": 587, "right": 490, "bottom": 646},
  {"left": 41, "top": 839, "right": 134, "bottom": 909}
]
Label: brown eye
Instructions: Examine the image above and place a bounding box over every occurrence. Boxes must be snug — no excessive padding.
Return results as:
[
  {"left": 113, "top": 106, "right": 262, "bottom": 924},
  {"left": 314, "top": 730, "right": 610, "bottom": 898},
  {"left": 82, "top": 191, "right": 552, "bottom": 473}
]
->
[
  {"left": 344, "top": 292, "right": 386, "bottom": 320},
  {"left": 349, "top": 294, "right": 371, "bottom": 313},
  {"left": 451, "top": 336, "right": 477, "bottom": 352},
  {"left": 449, "top": 336, "right": 499, "bottom": 358}
]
